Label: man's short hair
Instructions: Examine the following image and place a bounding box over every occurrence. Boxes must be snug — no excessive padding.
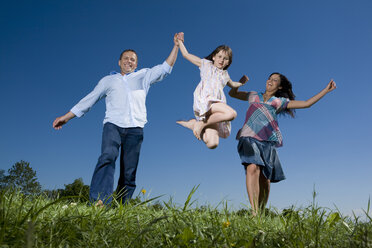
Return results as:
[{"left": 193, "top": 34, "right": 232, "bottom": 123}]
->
[{"left": 119, "top": 49, "right": 138, "bottom": 60}]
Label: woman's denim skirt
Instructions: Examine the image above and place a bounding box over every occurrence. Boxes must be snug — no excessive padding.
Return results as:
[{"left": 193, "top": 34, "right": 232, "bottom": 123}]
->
[{"left": 238, "top": 136, "right": 286, "bottom": 183}]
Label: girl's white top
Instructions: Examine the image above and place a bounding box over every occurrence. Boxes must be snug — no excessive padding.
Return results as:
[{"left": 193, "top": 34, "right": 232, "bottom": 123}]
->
[{"left": 193, "top": 59, "right": 231, "bottom": 138}]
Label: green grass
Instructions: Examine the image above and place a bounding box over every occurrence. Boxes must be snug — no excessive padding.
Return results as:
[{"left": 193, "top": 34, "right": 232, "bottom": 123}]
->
[{"left": 0, "top": 187, "right": 371, "bottom": 248}]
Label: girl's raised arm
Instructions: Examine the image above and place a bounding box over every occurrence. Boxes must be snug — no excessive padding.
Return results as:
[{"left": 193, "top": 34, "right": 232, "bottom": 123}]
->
[
  {"left": 287, "top": 79, "right": 336, "bottom": 109},
  {"left": 228, "top": 75, "right": 250, "bottom": 101},
  {"left": 177, "top": 33, "right": 202, "bottom": 67}
]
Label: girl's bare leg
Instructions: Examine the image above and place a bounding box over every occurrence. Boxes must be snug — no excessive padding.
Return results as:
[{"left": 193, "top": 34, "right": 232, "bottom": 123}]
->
[
  {"left": 245, "top": 163, "right": 261, "bottom": 216},
  {"left": 176, "top": 119, "right": 197, "bottom": 130},
  {"left": 193, "top": 102, "right": 236, "bottom": 140},
  {"left": 202, "top": 124, "right": 219, "bottom": 149},
  {"left": 177, "top": 119, "right": 220, "bottom": 149},
  {"left": 258, "top": 172, "right": 270, "bottom": 211}
]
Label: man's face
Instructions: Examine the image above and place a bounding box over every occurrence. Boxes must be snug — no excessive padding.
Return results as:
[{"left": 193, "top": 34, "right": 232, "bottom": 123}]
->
[{"left": 118, "top": 51, "right": 138, "bottom": 75}]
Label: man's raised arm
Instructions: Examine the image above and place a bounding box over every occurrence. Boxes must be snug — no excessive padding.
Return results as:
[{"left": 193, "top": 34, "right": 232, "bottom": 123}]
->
[{"left": 165, "top": 33, "right": 180, "bottom": 67}]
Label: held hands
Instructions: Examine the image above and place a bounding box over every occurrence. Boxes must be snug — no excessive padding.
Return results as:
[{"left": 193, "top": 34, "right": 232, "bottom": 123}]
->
[
  {"left": 177, "top": 32, "right": 184, "bottom": 42},
  {"left": 174, "top": 32, "right": 184, "bottom": 46},
  {"left": 173, "top": 33, "right": 179, "bottom": 46},
  {"left": 227, "top": 75, "right": 249, "bottom": 89},
  {"left": 233, "top": 75, "right": 249, "bottom": 88},
  {"left": 239, "top": 75, "right": 249, "bottom": 86}
]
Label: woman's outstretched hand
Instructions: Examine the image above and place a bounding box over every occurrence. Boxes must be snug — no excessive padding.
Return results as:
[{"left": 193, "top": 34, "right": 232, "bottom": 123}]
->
[{"left": 325, "top": 79, "right": 337, "bottom": 93}]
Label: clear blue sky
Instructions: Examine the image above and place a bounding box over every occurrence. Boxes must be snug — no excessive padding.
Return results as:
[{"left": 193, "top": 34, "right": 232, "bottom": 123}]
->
[{"left": 1, "top": 0, "right": 371, "bottom": 216}]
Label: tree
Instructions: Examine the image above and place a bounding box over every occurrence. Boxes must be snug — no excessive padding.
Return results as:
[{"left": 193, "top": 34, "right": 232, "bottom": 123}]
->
[
  {"left": 60, "top": 178, "right": 90, "bottom": 201},
  {"left": 3, "top": 160, "right": 41, "bottom": 195},
  {"left": 0, "top": 169, "right": 6, "bottom": 190}
]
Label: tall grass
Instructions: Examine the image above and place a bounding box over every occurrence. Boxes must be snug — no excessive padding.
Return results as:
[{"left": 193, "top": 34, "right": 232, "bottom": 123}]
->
[{"left": 0, "top": 188, "right": 371, "bottom": 247}]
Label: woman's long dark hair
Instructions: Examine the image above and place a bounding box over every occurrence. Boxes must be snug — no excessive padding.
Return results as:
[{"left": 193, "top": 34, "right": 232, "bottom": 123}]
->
[
  {"left": 204, "top": 45, "right": 232, "bottom": 70},
  {"left": 270, "top": 72, "right": 296, "bottom": 118}
]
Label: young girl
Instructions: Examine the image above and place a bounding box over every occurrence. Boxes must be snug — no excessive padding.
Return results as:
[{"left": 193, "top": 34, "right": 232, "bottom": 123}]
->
[
  {"left": 176, "top": 32, "right": 248, "bottom": 149},
  {"left": 229, "top": 73, "right": 336, "bottom": 215}
]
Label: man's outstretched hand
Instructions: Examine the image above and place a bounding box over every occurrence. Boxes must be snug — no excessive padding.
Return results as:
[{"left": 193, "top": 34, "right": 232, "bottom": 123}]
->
[{"left": 53, "top": 112, "right": 75, "bottom": 130}]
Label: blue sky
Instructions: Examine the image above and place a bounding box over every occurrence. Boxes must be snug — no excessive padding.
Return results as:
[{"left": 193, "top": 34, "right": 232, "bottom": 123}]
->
[{"left": 1, "top": 0, "right": 371, "bottom": 215}]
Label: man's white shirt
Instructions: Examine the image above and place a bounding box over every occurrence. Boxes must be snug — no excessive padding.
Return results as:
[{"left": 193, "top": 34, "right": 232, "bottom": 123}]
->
[{"left": 71, "top": 61, "right": 172, "bottom": 128}]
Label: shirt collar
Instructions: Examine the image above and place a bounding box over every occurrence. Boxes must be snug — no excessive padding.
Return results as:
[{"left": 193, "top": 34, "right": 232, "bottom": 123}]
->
[
  {"left": 110, "top": 69, "right": 137, "bottom": 76},
  {"left": 259, "top": 92, "right": 273, "bottom": 103}
]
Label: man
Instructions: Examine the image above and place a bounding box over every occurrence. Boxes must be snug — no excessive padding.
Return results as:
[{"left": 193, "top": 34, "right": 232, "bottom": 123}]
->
[{"left": 53, "top": 35, "right": 179, "bottom": 204}]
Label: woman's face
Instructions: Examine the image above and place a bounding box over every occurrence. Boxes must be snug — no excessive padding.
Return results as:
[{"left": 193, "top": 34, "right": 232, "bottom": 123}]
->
[{"left": 266, "top": 74, "right": 282, "bottom": 93}]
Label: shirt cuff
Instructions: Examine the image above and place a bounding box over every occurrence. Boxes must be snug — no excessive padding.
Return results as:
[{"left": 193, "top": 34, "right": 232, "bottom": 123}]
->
[
  {"left": 162, "top": 61, "right": 172, "bottom": 74},
  {"left": 70, "top": 106, "right": 84, "bottom": 118}
]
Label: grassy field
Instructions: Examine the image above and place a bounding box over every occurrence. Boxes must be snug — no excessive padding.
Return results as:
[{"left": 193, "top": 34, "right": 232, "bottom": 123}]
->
[{"left": 1, "top": 187, "right": 371, "bottom": 248}]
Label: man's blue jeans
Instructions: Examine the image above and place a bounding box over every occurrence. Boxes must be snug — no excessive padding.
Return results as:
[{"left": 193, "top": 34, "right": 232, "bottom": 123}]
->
[{"left": 89, "top": 122, "right": 143, "bottom": 204}]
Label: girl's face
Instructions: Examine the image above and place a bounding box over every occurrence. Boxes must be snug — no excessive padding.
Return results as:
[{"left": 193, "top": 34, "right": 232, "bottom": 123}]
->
[
  {"left": 266, "top": 74, "right": 282, "bottom": 93},
  {"left": 212, "top": 50, "right": 230, "bottom": 69}
]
